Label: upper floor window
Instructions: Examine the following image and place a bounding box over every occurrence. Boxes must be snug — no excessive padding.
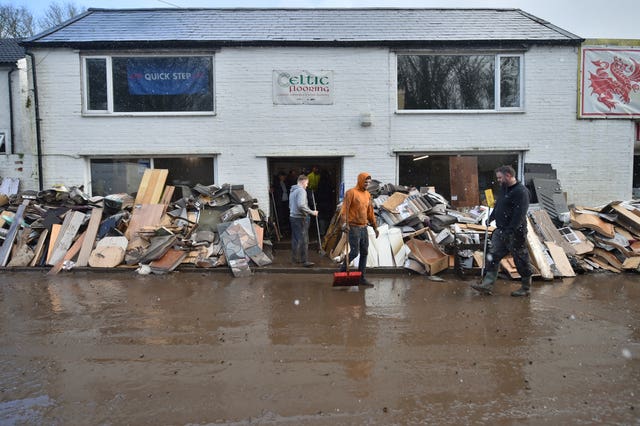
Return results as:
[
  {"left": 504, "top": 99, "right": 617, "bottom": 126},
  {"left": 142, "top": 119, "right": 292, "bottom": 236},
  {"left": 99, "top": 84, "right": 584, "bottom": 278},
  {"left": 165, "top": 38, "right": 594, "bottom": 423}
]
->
[
  {"left": 397, "top": 53, "right": 523, "bottom": 112},
  {"left": 83, "top": 55, "right": 214, "bottom": 115}
]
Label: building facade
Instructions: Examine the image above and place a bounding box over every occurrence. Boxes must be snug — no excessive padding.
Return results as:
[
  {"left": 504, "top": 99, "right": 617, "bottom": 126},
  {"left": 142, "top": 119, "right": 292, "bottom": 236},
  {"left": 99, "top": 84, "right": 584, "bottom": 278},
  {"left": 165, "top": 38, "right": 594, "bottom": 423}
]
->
[{"left": 16, "top": 8, "right": 635, "bottom": 211}]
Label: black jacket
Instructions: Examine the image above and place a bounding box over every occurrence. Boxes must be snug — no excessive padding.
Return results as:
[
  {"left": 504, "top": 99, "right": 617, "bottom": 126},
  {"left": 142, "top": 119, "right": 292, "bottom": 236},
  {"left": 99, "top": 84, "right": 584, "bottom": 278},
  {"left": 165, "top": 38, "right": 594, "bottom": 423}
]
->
[{"left": 490, "top": 181, "right": 530, "bottom": 234}]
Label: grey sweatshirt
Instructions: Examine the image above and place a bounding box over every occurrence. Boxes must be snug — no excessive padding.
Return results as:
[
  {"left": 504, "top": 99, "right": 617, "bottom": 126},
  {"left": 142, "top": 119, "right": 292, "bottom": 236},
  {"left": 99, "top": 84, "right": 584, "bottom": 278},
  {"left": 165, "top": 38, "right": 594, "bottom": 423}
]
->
[{"left": 289, "top": 184, "right": 314, "bottom": 218}]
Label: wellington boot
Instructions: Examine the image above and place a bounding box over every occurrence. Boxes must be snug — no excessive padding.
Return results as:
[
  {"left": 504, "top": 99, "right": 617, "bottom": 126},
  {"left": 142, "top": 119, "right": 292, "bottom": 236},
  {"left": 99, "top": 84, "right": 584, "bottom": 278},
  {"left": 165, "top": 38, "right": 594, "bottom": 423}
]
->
[
  {"left": 511, "top": 276, "right": 532, "bottom": 297},
  {"left": 471, "top": 270, "right": 498, "bottom": 295}
]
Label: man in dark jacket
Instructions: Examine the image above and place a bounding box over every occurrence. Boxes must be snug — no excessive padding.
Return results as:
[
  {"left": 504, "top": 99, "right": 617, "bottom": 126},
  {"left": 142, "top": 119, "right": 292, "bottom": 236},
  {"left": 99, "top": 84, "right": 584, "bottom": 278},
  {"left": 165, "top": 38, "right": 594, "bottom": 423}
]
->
[{"left": 472, "top": 165, "right": 534, "bottom": 297}]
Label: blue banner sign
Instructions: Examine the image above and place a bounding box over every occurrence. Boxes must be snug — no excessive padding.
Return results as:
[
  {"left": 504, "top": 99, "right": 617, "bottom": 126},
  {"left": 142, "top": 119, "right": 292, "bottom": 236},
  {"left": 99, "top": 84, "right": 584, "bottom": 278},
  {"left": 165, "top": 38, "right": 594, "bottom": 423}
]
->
[{"left": 127, "top": 57, "right": 209, "bottom": 95}]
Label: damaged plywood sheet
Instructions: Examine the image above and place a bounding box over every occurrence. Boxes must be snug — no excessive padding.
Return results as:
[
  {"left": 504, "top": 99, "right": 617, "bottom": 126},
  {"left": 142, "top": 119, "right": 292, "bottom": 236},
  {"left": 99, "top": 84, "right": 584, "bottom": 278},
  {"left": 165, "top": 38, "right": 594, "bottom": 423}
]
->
[
  {"left": 405, "top": 237, "right": 448, "bottom": 276},
  {"left": 125, "top": 204, "right": 166, "bottom": 244},
  {"left": 570, "top": 209, "right": 615, "bottom": 238},
  {"left": 48, "top": 211, "right": 85, "bottom": 266},
  {"left": 76, "top": 207, "right": 103, "bottom": 267},
  {"left": 526, "top": 217, "right": 554, "bottom": 280},
  {"left": 544, "top": 241, "right": 576, "bottom": 277},
  {"left": 608, "top": 202, "right": 640, "bottom": 235},
  {"left": 89, "top": 236, "right": 128, "bottom": 268},
  {"left": 529, "top": 209, "right": 576, "bottom": 256},
  {"left": 134, "top": 169, "right": 169, "bottom": 205}
]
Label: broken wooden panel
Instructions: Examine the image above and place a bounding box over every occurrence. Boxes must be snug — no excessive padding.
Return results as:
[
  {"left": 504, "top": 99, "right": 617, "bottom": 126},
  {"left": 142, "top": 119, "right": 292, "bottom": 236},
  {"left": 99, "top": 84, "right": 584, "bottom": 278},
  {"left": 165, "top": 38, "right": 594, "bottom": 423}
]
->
[
  {"left": 125, "top": 204, "right": 166, "bottom": 242},
  {"left": 544, "top": 241, "right": 576, "bottom": 277},
  {"left": 47, "top": 231, "right": 86, "bottom": 275},
  {"left": 134, "top": 168, "right": 169, "bottom": 205},
  {"left": 608, "top": 202, "right": 640, "bottom": 235},
  {"left": 449, "top": 156, "right": 479, "bottom": 208},
  {"left": 529, "top": 209, "right": 576, "bottom": 256},
  {"left": 76, "top": 207, "right": 103, "bottom": 267},
  {"left": 405, "top": 236, "right": 448, "bottom": 276},
  {"left": 526, "top": 217, "right": 554, "bottom": 280},
  {"left": 570, "top": 209, "right": 615, "bottom": 238},
  {"left": 48, "top": 211, "right": 85, "bottom": 266},
  {"left": 149, "top": 248, "right": 187, "bottom": 273}
]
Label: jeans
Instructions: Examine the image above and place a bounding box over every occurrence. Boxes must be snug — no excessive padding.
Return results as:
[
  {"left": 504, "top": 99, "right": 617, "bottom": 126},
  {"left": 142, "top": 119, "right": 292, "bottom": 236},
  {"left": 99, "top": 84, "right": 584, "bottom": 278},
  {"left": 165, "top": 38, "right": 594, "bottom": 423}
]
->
[
  {"left": 485, "top": 228, "right": 533, "bottom": 278},
  {"left": 290, "top": 216, "right": 310, "bottom": 263},
  {"left": 343, "top": 226, "right": 369, "bottom": 275}
]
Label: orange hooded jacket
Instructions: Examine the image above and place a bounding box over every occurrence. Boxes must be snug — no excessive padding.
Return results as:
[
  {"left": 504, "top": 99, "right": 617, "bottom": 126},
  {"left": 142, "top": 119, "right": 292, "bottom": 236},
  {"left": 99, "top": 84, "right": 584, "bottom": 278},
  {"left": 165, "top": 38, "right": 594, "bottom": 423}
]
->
[{"left": 341, "top": 172, "right": 377, "bottom": 229}]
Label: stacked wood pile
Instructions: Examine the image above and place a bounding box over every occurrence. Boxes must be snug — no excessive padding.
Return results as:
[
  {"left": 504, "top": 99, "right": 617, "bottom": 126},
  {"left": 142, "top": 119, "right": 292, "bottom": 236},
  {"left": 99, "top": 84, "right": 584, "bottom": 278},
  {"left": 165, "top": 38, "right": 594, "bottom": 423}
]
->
[{"left": 0, "top": 169, "right": 274, "bottom": 276}]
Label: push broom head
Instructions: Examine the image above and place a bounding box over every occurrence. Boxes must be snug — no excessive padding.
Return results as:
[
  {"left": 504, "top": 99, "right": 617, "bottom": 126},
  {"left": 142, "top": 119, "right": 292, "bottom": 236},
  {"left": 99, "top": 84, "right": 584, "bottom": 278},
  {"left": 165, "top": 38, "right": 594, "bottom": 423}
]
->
[{"left": 332, "top": 270, "right": 362, "bottom": 287}]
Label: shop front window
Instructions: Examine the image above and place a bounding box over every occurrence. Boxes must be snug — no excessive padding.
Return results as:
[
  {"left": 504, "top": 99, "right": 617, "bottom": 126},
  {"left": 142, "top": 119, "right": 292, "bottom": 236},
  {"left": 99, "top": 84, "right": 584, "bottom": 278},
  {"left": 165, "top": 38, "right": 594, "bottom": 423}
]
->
[{"left": 90, "top": 156, "right": 215, "bottom": 197}]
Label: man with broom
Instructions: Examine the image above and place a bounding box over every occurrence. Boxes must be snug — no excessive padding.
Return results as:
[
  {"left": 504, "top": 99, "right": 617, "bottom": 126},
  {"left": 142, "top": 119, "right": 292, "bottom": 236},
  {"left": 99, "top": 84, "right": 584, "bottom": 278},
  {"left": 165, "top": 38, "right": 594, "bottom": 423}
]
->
[{"left": 339, "top": 172, "right": 379, "bottom": 287}]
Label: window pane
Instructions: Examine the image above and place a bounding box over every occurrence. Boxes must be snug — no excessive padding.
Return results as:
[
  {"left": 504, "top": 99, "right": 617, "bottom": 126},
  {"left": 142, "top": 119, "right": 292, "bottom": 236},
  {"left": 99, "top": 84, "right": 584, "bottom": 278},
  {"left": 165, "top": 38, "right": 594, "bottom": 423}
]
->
[
  {"left": 112, "top": 56, "right": 214, "bottom": 112},
  {"left": 398, "top": 55, "right": 495, "bottom": 110},
  {"left": 86, "top": 58, "right": 108, "bottom": 111},
  {"left": 90, "top": 159, "right": 150, "bottom": 196},
  {"left": 500, "top": 56, "right": 521, "bottom": 108},
  {"left": 153, "top": 157, "right": 215, "bottom": 187}
]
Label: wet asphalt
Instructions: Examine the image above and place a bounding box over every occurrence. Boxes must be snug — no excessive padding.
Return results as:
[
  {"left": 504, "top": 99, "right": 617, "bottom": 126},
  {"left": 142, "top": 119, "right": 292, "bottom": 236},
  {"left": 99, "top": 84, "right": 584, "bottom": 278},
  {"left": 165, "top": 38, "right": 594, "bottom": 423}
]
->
[{"left": 0, "top": 269, "right": 639, "bottom": 425}]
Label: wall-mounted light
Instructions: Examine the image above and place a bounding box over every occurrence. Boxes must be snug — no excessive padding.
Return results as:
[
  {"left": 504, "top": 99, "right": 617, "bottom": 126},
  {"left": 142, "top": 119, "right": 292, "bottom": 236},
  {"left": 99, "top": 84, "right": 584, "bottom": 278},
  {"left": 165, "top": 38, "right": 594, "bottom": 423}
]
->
[
  {"left": 360, "top": 112, "right": 372, "bottom": 127},
  {"left": 412, "top": 154, "right": 429, "bottom": 161}
]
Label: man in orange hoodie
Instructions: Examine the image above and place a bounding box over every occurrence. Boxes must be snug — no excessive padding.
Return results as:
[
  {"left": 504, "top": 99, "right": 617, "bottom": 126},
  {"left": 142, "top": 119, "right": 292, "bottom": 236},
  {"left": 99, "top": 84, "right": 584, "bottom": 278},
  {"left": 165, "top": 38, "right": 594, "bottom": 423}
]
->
[{"left": 340, "top": 172, "right": 379, "bottom": 286}]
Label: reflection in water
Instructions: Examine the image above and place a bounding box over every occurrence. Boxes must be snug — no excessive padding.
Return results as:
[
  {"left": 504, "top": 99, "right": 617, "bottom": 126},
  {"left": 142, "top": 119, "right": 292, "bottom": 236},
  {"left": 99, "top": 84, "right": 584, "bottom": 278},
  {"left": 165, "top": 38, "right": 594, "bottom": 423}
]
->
[{"left": 0, "top": 395, "right": 54, "bottom": 425}]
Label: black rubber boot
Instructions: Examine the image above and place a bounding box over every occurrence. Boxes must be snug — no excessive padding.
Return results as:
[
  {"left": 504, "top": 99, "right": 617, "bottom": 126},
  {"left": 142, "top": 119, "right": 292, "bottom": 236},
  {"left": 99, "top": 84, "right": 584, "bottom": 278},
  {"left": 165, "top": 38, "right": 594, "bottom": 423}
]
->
[
  {"left": 511, "top": 276, "right": 531, "bottom": 297},
  {"left": 471, "top": 270, "right": 498, "bottom": 295}
]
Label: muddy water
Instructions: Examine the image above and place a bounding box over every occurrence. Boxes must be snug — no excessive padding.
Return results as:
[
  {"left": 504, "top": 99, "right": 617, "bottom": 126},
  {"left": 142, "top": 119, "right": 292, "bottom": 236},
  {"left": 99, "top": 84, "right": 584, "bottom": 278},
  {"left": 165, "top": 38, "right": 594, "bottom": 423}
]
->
[{"left": 0, "top": 271, "right": 638, "bottom": 425}]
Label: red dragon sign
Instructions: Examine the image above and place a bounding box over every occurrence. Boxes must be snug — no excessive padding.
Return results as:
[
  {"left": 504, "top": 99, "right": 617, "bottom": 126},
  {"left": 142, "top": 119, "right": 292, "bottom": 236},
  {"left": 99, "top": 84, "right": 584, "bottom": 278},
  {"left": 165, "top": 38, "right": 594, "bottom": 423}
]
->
[{"left": 588, "top": 55, "right": 640, "bottom": 110}]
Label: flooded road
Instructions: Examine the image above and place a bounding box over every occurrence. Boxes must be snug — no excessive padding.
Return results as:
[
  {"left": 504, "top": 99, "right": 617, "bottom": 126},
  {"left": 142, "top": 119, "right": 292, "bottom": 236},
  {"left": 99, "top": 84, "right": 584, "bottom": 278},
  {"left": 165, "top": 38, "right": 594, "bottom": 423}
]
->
[{"left": 1, "top": 270, "right": 638, "bottom": 425}]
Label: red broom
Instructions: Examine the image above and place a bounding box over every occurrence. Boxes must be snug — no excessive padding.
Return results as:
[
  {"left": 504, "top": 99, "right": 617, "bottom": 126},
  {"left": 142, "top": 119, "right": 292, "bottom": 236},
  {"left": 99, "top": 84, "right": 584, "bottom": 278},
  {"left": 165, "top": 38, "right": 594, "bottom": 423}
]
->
[{"left": 332, "top": 228, "right": 362, "bottom": 286}]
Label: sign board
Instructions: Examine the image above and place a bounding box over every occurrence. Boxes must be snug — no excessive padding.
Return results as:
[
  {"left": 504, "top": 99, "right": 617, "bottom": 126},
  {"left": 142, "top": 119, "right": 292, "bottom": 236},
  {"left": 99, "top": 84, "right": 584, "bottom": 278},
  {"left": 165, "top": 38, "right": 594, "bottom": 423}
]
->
[
  {"left": 579, "top": 46, "right": 640, "bottom": 118},
  {"left": 273, "top": 70, "right": 333, "bottom": 105}
]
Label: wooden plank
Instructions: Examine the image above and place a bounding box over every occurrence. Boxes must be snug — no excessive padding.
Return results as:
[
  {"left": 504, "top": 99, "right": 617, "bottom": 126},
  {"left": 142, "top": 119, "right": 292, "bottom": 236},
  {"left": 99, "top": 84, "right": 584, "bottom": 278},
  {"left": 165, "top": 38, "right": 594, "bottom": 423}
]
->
[
  {"left": 160, "top": 185, "right": 175, "bottom": 206},
  {"left": 147, "top": 169, "right": 169, "bottom": 204},
  {"left": 46, "top": 224, "right": 62, "bottom": 264},
  {"left": 134, "top": 169, "right": 153, "bottom": 205},
  {"left": 0, "top": 200, "right": 29, "bottom": 267},
  {"left": 30, "top": 229, "right": 49, "bottom": 267},
  {"left": 545, "top": 241, "right": 576, "bottom": 277},
  {"left": 149, "top": 248, "right": 187, "bottom": 273},
  {"left": 76, "top": 207, "right": 103, "bottom": 267},
  {"left": 48, "top": 211, "right": 85, "bottom": 266},
  {"left": 609, "top": 203, "right": 640, "bottom": 235},
  {"left": 47, "top": 232, "right": 86, "bottom": 275},
  {"left": 526, "top": 217, "right": 554, "bottom": 280}
]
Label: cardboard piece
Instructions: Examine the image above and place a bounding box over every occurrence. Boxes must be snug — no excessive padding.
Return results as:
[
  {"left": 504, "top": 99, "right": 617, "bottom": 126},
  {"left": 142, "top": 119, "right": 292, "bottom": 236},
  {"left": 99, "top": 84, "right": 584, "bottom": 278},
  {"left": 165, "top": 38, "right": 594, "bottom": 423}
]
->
[{"left": 405, "top": 235, "right": 448, "bottom": 276}]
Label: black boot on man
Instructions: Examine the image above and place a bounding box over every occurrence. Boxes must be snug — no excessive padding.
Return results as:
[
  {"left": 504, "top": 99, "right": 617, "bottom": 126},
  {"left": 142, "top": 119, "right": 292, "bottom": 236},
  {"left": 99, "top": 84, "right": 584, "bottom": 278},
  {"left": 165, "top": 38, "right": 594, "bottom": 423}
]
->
[
  {"left": 511, "top": 276, "right": 531, "bottom": 297},
  {"left": 471, "top": 270, "right": 498, "bottom": 295}
]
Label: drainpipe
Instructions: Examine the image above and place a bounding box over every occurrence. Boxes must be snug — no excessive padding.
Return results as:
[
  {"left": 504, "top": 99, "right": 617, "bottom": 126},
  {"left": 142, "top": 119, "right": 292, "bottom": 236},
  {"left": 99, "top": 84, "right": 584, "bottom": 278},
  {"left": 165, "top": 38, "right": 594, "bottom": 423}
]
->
[
  {"left": 8, "top": 67, "right": 16, "bottom": 154},
  {"left": 26, "top": 51, "right": 44, "bottom": 191}
]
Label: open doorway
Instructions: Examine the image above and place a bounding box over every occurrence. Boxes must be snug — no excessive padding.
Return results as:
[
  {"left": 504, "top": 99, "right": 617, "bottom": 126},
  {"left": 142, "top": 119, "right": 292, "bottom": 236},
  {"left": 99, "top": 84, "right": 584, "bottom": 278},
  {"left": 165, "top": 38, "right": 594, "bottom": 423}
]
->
[
  {"left": 398, "top": 153, "right": 520, "bottom": 208},
  {"left": 268, "top": 156, "right": 342, "bottom": 240}
]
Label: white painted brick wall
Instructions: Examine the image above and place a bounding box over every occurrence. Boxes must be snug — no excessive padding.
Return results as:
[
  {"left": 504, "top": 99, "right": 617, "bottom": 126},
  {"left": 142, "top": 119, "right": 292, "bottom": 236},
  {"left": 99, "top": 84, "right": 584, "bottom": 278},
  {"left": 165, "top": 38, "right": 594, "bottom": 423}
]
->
[{"left": 27, "top": 44, "right": 633, "bottom": 209}]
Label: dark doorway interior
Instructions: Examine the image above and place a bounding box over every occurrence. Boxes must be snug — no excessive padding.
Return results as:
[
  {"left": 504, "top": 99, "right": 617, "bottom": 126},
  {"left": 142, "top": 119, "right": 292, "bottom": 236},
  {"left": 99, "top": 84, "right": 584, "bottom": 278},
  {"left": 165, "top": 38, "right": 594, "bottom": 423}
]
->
[
  {"left": 268, "top": 157, "right": 342, "bottom": 240},
  {"left": 398, "top": 153, "right": 519, "bottom": 207}
]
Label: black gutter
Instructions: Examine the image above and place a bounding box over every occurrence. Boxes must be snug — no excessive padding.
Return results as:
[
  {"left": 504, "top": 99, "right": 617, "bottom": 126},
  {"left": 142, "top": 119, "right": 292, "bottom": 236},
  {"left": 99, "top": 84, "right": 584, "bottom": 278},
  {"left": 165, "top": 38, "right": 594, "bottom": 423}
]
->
[
  {"left": 25, "top": 52, "right": 44, "bottom": 191},
  {"left": 8, "top": 67, "right": 16, "bottom": 154}
]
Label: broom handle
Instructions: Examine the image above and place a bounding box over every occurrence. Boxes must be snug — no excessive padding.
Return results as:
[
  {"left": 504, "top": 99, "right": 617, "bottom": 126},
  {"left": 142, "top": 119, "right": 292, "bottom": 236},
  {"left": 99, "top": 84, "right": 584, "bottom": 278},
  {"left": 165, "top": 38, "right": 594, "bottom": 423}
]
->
[{"left": 344, "top": 197, "right": 350, "bottom": 272}]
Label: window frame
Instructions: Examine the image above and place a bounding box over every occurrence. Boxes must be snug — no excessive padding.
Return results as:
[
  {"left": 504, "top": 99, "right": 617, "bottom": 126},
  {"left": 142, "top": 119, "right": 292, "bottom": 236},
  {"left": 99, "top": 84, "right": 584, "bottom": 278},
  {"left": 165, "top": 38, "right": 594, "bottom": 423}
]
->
[
  {"left": 81, "top": 53, "right": 216, "bottom": 116},
  {"left": 395, "top": 51, "right": 525, "bottom": 114}
]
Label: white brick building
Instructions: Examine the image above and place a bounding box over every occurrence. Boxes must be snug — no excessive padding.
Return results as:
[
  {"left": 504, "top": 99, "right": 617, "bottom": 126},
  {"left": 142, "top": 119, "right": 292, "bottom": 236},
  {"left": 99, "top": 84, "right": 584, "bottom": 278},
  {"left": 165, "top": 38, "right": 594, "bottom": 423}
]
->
[{"left": 15, "top": 8, "right": 636, "bottom": 211}]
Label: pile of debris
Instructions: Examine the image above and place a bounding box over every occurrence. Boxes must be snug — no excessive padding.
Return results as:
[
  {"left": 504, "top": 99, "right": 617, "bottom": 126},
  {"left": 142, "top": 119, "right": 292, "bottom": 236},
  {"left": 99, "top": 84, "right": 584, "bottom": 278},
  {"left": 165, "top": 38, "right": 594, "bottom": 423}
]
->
[
  {"left": 2, "top": 171, "right": 639, "bottom": 279},
  {"left": 321, "top": 179, "right": 640, "bottom": 278},
  {"left": 0, "top": 170, "right": 275, "bottom": 277}
]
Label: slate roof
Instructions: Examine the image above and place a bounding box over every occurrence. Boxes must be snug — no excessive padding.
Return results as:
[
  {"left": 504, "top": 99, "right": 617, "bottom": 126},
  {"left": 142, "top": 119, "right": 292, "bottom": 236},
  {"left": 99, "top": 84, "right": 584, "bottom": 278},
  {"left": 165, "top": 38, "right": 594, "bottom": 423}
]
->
[
  {"left": 22, "top": 8, "right": 582, "bottom": 48},
  {"left": 0, "top": 38, "right": 25, "bottom": 64}
]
